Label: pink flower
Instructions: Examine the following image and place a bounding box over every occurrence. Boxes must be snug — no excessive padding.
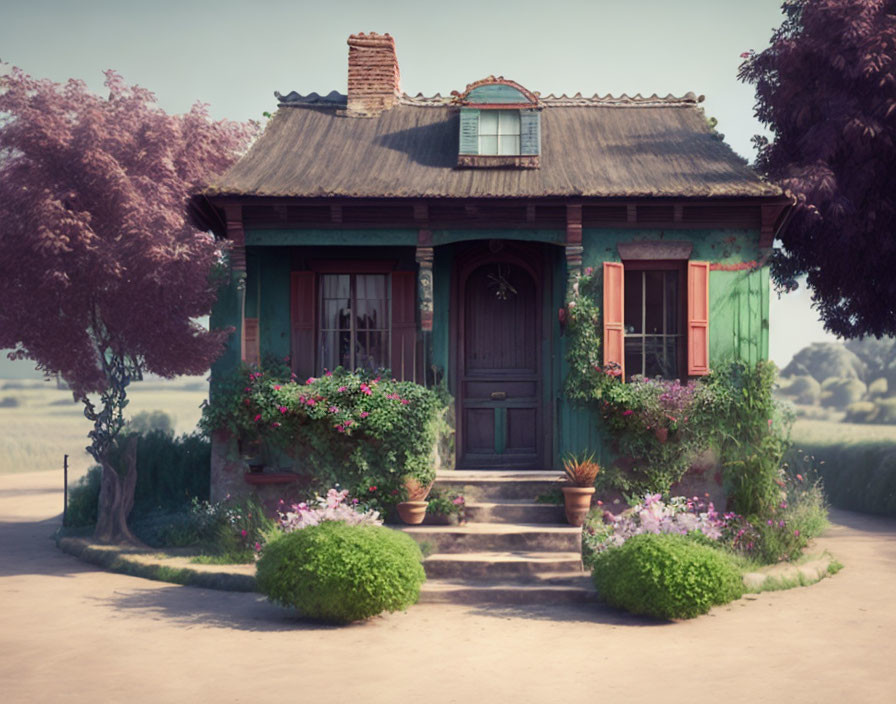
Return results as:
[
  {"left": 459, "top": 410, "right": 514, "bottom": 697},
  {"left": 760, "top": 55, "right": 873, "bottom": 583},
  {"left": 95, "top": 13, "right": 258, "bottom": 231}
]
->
[
  {"left": 271, "top": 421, "right": 281, "bottom": 428},
  {"left": 336, "top": 425, "right": 345, "bottom": 433},
  {"left": 740, "top": 51, "right": 752, "bottom": 58},
  {"left": 273, "top": 385, "right": 281, "bottom": 391},
  {"left": 244, "top": 387, "right": 251, "bottom": 392},
  {"left": 360, "top": 383, "right": 372, "bottom": 396},
  {"left": 306, "top": 377, "right": 316, "bottom": 384},
  {"left": 325, "top": 370, "right": 333, "bottom": 377},
  {"left": 401, "top": 399, "right": 410, "bottom": 405},
  {"left": 254, "top": 542, "right": 261, "bottom": 552},
  {"left": 329, "top": 406, "right": 338, "bottom": 413},
  {"left": 794, "top": 530, "right": 800, "bottom": 537},
  {"left": 240, "top": 529, "right": 247, "bottom": 537},
  {"left": 279, "top": 406, "right": 287, "bottom": 414},
  {"left": 254, "top": 414, "right": 262, "bottom": 422},
  {"left": 338, "top": 386, "right": 347, "bottom": 392},
  {"left": 796, "top": 474, "right": 803, "bottom": 482},
  {"left": 622, "top": 410, "right": 633, "bottom": 416},
  {"left": 306, "top": 398, "right": 316, "bottom": 407},
  {"left": 584, "top": 267, "right": 593, "bottom": 276},
  {"left": 360, "top": 411, "right": 369, "bottom": 418}
]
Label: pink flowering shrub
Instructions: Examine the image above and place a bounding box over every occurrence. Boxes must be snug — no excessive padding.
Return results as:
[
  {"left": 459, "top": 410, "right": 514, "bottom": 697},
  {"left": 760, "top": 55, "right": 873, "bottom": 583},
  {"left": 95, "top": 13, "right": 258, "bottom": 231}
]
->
[
  {"left": 201, "top": 361, "right": 444, "bottom": 514},
  {"left": 583, "top": 494, "right": 729, "bottom": 566},
  {"left": 278, "top": 488, "right": 382, "bottom": 533}
]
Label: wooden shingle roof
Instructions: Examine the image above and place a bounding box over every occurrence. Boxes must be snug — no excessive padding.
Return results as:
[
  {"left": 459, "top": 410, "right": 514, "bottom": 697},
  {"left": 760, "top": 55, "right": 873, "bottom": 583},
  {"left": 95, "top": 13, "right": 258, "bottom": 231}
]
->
[{"left": 206, "top": 92, "right": 781, "bottom": 200}]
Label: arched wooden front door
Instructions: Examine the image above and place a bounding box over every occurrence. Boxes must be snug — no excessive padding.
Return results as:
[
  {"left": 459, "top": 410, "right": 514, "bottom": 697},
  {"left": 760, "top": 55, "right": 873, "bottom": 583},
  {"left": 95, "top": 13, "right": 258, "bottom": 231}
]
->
[{"left": 456, "top": 245, "right": 545, "bottom": 468}]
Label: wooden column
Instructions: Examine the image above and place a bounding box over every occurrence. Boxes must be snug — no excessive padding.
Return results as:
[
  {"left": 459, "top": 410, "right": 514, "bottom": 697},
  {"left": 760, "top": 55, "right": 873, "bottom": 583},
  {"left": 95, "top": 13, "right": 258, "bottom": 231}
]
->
[
  {"left": 415, "top": 204, "right": 434, "bottom": 332},
  {"left": 224, "top": 204, "right": 248, "bottom": 363},
  {"left": 565, "top": 202, "right": 583, "bottom": 297}
]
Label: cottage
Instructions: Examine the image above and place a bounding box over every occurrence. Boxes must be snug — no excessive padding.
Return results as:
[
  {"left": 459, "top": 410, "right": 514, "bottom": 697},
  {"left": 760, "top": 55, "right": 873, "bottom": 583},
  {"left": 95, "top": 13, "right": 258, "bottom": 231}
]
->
[{"left": 194, "top": 32, "right": 791, "bottom": 499}]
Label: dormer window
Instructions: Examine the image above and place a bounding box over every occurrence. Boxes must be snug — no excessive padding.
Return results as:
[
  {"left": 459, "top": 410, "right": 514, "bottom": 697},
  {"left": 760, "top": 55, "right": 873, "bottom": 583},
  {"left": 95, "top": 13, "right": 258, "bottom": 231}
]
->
[{"left": 455, "top": 77, "right": 541, "bottom": 168}]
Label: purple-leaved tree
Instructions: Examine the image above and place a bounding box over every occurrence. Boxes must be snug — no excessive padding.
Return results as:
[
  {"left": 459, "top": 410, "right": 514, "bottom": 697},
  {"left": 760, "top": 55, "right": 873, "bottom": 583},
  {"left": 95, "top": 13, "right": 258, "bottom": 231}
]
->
[
  {"left": 739, "top": 0, "right": 896, "bottom": 338},
  {"left": 0, "top": 67, "right": 257, "bottom": 543}
]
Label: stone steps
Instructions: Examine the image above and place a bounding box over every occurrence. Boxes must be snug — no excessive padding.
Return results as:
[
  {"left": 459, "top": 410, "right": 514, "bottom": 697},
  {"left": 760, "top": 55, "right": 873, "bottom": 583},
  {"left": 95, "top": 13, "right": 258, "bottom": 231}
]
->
[
  {"left": 419, "top": 576, "right": 599, "bottom": 605},
  {"left": 463, "top": 500, "right": 564, "bottom": 524},
  {"left": 433, "top": 470, "right": 560, "bottom": 500},
  {"left": 399, "top": 470, "right": 595, "bottom": 605},
  {"left": 423, "top": 551, "right": 583, "bottom": 579},
  {"left": 400, "top": 522, "right": 582, "bottom": 553}
]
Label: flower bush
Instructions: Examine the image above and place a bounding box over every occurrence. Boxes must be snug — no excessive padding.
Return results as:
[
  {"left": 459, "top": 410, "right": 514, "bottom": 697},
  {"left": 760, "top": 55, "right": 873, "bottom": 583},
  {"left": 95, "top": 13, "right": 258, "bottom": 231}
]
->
[
  {"left": 256, "top": 521, "right": 426, "bottom": 623},
  {"left": 582, "top": 494, "right": 728, "bottom": 567},
  {"left": 278, "top": 488, "right": 382, "bottom": 532},
  {"left": 201, "top": 362, "right": 445, "bottom": 514},
  {"left": 591, "top": 533, "right": 744, "bottom": 619}
]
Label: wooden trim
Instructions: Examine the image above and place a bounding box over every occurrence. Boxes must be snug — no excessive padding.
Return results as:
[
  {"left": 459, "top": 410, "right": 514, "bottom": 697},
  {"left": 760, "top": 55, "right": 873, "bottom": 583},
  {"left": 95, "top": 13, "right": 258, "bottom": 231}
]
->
[{"left": 307, "top": 259, "right": 397, "bottom": 274}]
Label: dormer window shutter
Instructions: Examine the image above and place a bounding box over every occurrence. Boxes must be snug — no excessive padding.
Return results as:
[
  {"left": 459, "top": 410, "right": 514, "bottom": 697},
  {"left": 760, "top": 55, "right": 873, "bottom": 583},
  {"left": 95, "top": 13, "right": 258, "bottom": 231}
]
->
[
  {"left": 459, "top": 108, "right": 480, "bottom": 155},
  {"left": 519, "top": 109, "right": 540, "bottom": 155}
]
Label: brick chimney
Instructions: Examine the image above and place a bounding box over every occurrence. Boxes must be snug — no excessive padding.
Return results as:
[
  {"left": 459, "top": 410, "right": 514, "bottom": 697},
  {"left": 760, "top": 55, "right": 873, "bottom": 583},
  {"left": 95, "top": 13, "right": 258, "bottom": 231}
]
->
[{"left": 346, "top": 32, "right": 401, "bottom": 117}]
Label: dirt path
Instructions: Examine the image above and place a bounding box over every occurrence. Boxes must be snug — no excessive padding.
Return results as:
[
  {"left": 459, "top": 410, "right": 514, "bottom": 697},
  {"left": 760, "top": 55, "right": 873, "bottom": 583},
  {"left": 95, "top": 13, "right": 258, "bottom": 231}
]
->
[{"left": 2, "top": 471, "right": 895, "bottom": 704}]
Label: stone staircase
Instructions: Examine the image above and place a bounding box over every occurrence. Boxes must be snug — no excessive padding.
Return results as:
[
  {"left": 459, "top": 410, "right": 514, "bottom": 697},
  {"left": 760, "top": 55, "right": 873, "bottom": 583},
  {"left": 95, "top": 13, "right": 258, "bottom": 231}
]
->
[{"left": 400, "top": 471, "right": 598, "bottom": 604}]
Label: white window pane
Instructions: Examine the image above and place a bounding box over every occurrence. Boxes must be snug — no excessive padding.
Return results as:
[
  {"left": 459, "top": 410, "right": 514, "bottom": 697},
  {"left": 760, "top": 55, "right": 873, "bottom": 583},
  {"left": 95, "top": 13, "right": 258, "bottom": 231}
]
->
[
  {"left": 479, "top": 111, "right": 498, "bottom": 136},
  {"left": 498, "top": 110, "right": 520, "bottom": 135},
  {"left": 480, "top": 135, "right": 498, "bottom": 155},
  {"left": 498, "top": 135, "right": 520, "bottom": 155}
]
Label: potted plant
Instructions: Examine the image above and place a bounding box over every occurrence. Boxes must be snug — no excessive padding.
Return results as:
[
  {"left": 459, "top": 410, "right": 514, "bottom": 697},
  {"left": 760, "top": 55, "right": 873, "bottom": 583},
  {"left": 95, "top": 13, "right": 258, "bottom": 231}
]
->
[
  {"left": 396, "top": 476, "right": 433, "bottom": 525},
  {"left": 424, "top": 488, "right": 466, "bottom": 525},
  {"left": 561, "top": 452, "right": 600, "bottom": 526}
]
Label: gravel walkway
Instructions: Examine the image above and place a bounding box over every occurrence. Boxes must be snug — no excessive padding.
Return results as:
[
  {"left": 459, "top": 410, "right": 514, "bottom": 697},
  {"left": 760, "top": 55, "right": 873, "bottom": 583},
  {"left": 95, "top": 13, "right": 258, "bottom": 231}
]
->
[{"left": 2, "top": 471, "right": 894, "bottom": 704}]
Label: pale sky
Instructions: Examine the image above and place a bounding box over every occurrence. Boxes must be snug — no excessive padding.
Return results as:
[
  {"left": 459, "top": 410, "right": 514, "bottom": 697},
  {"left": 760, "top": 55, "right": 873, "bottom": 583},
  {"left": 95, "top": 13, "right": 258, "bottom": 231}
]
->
[{"left": 0, "top": 0, "right": 838, "bottom": 370}]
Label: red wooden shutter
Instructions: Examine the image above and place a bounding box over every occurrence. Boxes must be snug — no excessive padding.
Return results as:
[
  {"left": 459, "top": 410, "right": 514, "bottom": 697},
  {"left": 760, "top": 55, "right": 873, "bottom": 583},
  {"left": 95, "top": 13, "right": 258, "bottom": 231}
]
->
[
  {"left": 602, "top": 262, "right": 625, "bottom": 379},
  {"left": 687, "top": 261, "right": 710, "bottom": 376},
  {"left": 291, "top": 271, "right": 316, "bottom": 378},
  {"left": 243, "top": 318, "right": 260, "bottom": 366},
  {"left": 391, "top": 271, "right": 418, "bottom": 382}
]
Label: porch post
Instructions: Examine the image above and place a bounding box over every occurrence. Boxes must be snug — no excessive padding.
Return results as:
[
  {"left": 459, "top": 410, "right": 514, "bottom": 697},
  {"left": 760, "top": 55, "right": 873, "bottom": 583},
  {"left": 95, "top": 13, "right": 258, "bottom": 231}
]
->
[
  {"left": 415, "top": 203, "right": 434, "bottom": 385},
  {"left": 224, "top": 204, "right": 247, "bottom": 362},
  {"left": 565, "top": 202, "right": 583, "bottom": 297}
]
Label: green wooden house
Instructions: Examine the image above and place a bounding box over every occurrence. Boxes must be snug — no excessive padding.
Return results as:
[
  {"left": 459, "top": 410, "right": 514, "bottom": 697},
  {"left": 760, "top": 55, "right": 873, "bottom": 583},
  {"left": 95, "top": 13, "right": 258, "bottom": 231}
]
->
[{"left": 194, "top": 32, "right": 791, "bottom": 499}]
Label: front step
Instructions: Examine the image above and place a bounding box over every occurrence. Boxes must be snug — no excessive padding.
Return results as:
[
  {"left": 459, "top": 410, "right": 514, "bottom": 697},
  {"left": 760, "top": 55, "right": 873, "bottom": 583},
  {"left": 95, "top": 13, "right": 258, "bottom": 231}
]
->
[
  {"left": 400, "top": 522, "right": 582, "bottom": 553},
  {"left": 419, "top": 576, "right": 598, "bottom": 605},
  {"left": 464, "top": 500, "right": 564, "bottom": 524},
  {"left": 435, "top": 470, "right": 560, "bottom": 501},
  {"left": 423, "top": 551, "right": 583, "bottom": 579}
]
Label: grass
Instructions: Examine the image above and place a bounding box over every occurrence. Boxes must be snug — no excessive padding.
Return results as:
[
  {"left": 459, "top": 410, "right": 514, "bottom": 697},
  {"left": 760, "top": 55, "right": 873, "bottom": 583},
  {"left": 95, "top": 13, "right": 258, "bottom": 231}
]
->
[
  {"left": 0, "top": 376, "right": 207, "bottom": 478},
  {"left": 791, "top": 418, "right": 896, "bottom": 446},
  {"left": 789, "top": 418, "right": 896, "bottom": 517}
]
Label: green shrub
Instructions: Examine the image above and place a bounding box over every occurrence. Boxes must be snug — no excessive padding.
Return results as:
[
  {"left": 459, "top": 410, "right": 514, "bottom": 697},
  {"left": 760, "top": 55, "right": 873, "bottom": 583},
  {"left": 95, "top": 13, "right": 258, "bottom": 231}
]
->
[
  {"left": 201, "top": 363, "right": 445, "bottom": 514},
  {"left": 65, "top": 466, "right": 102, "bottom": 527},
  {"left": 844, "top": 401, "right": 878, "bottom": 423},
  {"left": 591, "top": 533, "right": 744, "bottom": 619},
  {"left": 256, "top": 522, "right": 425, "bottom": 623},
  {"left": 820, "top": 378, "right": 866, "bottom": 408},
  {"left": 67, "top": 431, "right": 211, "bottom": 528},
  {"left": 779, "top": 375, "right": 821, "bottom": 405}
]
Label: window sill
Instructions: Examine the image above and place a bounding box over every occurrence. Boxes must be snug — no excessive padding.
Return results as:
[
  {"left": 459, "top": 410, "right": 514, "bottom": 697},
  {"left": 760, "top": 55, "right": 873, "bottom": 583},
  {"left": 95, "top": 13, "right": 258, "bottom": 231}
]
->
[
  {"left": 243, "top": 472, "right": 303, "bottom": 486},
  {"left": 457, "top": 154, "right": 539, "bottom": 169}
]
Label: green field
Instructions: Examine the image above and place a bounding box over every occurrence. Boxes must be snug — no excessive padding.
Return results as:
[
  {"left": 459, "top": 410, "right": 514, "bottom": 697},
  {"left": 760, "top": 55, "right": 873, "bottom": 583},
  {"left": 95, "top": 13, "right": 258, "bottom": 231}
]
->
[{"left": 0, "top": 377, "right": 208, "bottom": 480}]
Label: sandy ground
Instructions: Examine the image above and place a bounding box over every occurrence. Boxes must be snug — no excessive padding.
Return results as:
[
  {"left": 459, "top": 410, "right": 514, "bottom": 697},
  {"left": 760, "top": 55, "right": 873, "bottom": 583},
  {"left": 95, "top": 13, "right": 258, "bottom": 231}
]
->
[{"left": 2, "top": 471, "right": 895, "bottom": 704}]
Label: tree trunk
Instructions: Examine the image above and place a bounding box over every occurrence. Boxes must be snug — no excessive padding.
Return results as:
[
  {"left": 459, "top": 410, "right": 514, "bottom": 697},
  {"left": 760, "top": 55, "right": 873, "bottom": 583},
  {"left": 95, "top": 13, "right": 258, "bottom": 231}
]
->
[{"left": 94, "top": 435, "right": 142, "bottom": 545}]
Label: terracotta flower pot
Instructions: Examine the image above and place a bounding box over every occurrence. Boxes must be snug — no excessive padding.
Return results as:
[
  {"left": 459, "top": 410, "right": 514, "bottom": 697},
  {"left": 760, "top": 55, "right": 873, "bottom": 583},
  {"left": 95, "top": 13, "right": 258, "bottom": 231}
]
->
[
  {"left": 396, "top": 501, "right": 429, "bottom": 525},
  {"left": 562, "top": 486, "right": 595, "bottom": 527}
]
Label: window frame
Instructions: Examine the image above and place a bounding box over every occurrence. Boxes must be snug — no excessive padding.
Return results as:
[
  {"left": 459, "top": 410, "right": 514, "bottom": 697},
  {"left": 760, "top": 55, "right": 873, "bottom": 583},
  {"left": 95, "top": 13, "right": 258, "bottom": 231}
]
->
[
  {"left": 478, "top": 109, "right": 521, "bottom": 156},
  {"left": 307, "top": 259, "right": 397, "bottom": 375},
  {"left": 621, "top": 260, "right": 688, "bottom": 381}
]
